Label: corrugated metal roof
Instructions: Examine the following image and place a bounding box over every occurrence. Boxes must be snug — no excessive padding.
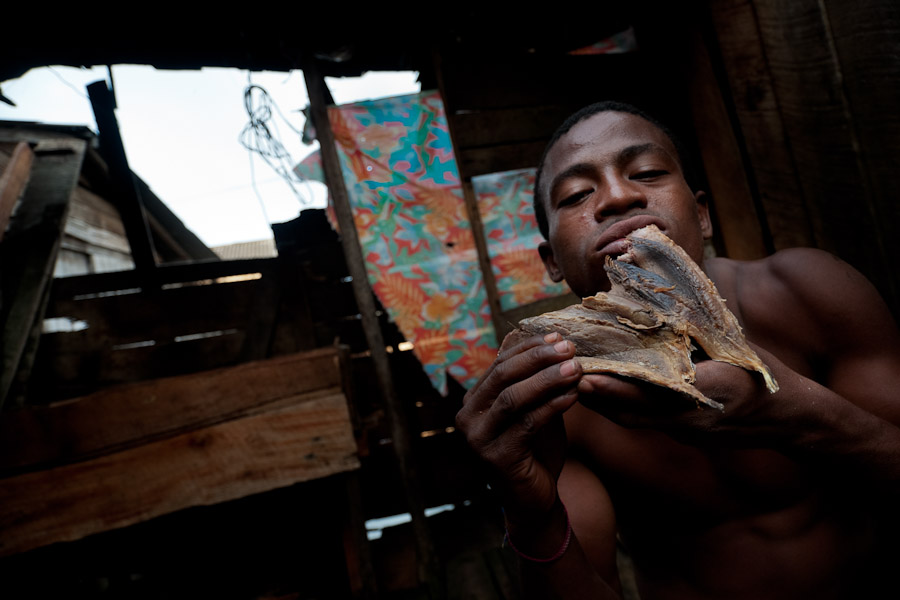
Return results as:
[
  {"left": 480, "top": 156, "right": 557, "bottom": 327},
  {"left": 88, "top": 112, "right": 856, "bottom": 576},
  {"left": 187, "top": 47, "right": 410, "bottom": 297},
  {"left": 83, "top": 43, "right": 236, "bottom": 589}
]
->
[{"left": 211, "top": 238, "right": 277, "bottom": 260}]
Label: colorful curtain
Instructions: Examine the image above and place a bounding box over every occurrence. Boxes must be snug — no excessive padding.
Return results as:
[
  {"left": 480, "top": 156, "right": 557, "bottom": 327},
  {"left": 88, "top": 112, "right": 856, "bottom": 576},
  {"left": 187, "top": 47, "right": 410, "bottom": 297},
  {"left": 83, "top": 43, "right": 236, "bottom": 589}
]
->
[
  {"left": 473, "top": 168, "right": 571, "bottom": 312},
  {"left": 328, "top": 92, "right": 498, "bottom": 394},
  {"left": 295, "top": 91, "right": 570, "bottom": 395}
]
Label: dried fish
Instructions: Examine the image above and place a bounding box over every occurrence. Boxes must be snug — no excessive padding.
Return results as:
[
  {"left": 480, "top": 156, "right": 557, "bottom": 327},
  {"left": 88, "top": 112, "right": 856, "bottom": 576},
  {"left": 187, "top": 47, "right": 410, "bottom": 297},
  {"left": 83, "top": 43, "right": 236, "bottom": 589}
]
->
[{"left": 519, "top": 225, "right": 778, "bottom": 410}]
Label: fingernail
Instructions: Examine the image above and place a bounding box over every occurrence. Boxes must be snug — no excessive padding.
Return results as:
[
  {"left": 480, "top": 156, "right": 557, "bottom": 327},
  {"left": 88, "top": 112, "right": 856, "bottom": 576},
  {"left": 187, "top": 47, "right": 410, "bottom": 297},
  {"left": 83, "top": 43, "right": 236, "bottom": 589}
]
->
[
  {"left": 544, "top": 332, "right": 560, "bottom": 343},
  {"left": 560, "top": 359, "right": 577, "bottom": 376},
  {"left": 554, "top": 340, "right": 569, "bottom": 354}
]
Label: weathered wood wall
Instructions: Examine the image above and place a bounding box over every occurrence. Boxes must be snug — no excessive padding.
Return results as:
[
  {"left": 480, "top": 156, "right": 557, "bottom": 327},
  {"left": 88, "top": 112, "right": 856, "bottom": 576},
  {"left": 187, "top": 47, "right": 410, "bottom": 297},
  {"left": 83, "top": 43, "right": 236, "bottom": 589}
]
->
[
  {"left": 438, "top": 1, "right": 900, "bottom": 319},
  {"left": 706, "top": 0, "right": 900, "bottom": 316},
  {"left": 0, "top": 349, "right": 360, "bottom": 557}
]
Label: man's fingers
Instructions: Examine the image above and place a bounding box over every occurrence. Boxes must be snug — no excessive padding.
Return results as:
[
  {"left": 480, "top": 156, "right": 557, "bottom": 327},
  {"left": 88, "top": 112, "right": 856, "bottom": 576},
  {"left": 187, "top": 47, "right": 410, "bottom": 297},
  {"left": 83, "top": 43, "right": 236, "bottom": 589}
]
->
[
  {"left": 482, "top": 357, "right": 581, "bottom": 437},
  {"left": 577, "top": 373, "right": 701, "bottom": 428},
  {"left": 514, "top": 387, "right": 579, "bottom": 438},
  {"left": 464, "top": 333, "right": 574, "bottom": 410},
  {"left": 462, "top": 332, "right": 561, "bottom": 405}
]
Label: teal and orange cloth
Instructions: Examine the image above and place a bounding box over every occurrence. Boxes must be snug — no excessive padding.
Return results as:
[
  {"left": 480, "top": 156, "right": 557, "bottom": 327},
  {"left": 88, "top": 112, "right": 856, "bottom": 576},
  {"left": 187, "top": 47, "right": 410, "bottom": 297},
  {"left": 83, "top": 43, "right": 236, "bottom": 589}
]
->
[{"left": 296, "top": 91, "right": 570, "bottom": 394}]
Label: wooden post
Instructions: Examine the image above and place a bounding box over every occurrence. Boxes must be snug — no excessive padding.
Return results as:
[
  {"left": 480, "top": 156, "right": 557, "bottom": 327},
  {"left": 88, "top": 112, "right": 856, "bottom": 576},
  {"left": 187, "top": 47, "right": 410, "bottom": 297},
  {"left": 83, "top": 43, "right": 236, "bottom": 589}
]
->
[
  {"left": 300, "top": 59, "right": 442, "bottom": 597},
  {"left": 432, "top": 50, "right": 509, "bottom": 342},
  {"left": 0, "top": 142, "right": 34, "bottom": 243},
  {"left": 87, "top": 80, "right": 157, "bottom": 280},
  {"left": 0, "top": 138, "right": 86, "bottom": 410}
]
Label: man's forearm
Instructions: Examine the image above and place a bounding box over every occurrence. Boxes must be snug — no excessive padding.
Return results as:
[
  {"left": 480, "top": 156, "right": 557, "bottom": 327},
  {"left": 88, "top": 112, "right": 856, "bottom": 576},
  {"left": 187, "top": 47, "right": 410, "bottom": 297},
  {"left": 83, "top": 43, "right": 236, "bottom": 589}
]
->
[
  {"left": 505, "top": 500, "right": 620, "bottom": 600},
  {"left": 768, "top": 370, "right": 900, "bottom": 496}
]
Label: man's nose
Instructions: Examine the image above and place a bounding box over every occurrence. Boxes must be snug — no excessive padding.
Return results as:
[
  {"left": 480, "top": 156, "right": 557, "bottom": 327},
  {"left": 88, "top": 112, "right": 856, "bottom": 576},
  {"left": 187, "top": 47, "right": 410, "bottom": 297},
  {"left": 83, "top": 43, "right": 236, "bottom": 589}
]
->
[{"left": 594, "top": 176, "right": 647, "bottom": 218}]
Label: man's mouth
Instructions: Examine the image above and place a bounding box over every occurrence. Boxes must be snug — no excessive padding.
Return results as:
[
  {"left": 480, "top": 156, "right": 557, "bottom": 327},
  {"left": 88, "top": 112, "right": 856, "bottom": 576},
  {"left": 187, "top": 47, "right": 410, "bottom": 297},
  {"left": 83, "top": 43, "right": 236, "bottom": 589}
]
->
[{"left": 595, "top": 215, "right": 664, "bottom": 257}]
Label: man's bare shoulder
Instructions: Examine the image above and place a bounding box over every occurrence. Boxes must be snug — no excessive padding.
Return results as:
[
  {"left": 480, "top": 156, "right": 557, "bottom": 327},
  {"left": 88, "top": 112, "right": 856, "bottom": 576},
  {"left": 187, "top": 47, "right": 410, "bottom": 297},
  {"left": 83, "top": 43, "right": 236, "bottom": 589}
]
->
[
  {"left": 714, "top": 247, "right": 891, "bottom": 329},
  {"left": 709, "top": 248, "right": 899, "bottom": 380}
]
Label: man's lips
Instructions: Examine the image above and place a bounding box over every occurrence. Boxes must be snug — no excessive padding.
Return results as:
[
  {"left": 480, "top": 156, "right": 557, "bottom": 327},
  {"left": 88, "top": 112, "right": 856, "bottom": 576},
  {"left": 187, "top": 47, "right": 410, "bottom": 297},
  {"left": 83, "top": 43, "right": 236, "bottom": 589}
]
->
[{"left": 595, "top": 215, "right": 664, "bottom": 256}]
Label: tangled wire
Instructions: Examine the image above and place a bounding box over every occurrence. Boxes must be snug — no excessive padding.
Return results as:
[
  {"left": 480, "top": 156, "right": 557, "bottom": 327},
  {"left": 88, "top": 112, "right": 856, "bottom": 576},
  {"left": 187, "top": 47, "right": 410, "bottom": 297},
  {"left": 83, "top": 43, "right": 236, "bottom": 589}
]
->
[{"left": 238, "top": 83, "right": 310, "bottom": 209}]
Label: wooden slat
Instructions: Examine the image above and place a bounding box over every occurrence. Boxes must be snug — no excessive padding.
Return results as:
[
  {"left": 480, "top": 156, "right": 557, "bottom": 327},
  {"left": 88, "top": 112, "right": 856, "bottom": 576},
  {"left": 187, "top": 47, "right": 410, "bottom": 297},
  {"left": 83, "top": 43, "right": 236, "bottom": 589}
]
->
[
  {"left": 302, "top": 55, "right": 440, "bottom": 595},
  {"left": 1, "top": 348, "right": 345, "bottom": 472},
  {"left": 448, "top": 105, "right": 572, "bottom": 150},
  {"left": 439, "top": 52, "right": 644, "bottom": 112},
  {"left": 0, "top": 138, "right": 86, "bottom": 410},
  {"left": 815, "top": 0, "right": 900, "bottom": 311},
  {"left": 48, "top": 256, "right": 277, "bottom": 301},
  {"left": 46, "top": 277, "right": 272, "bottom": 346},
  {"left": 457, "top": 140, "right": 547, "bottom": 179},
  {"left": 32, "top": 327, "right": 249, "bottom": 399},
  {"left": 752, "top": 0, "right": 897, "bottom": 309},
  {"left": 87, "top": 81, "right": 157, "bottom": 276},
  {"left": 0, "top": 141, "right": 34, "bottom": 242},
  {"left": 707, "top": 0, "right": 817, "bottom": 251},
  {"left": 0, "top": 390, "right": 359, "bottom": 557},
  {"left": 686, "top": 23, "right": 770, "bottom": 259}
]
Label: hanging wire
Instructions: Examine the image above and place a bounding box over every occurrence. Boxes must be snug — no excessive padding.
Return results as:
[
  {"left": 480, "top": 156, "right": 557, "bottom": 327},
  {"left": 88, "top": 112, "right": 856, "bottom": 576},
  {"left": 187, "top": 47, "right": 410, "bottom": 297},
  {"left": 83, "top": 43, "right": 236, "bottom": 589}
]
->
[{"left": 238, "top": 80, "right": 312, "bottom": 215}]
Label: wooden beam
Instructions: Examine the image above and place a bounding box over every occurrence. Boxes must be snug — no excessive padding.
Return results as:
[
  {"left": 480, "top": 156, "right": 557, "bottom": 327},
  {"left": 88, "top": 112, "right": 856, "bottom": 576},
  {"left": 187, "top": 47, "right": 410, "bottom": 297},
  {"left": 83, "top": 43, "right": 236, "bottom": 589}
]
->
[
  {"left": 87, "top": 80, "right": 157, "bottom": 277},
  {"left": 456, "top": 140, "right": 547, "bottom": 179},
  {"left": 706, "top": 0, "right": 817, "bottom": 251},
  {"left": 448, "top": 105, "right": 571, "bottom": 150},
  {"left": 48, "top": 256, "right": 277, "bottom": 301},
  {"left": 300, "top": 57, "right": 441, "bottom": 596},
  {"left": 0, "top": 348, "right": 345, "bottom": 473},
  {"left": 0, "top": 141, "right": 34, "bottom": 242},
  {"left": 0, "top": 138, "right": 86, "bottom": 411},
  {"left": 0, "top": 390, "right": 359, "bottom": 558},
  {"left": 459, "top": 178, "right": 506, "bottom": 342},
  {"left": 687, "top": 17, "right": 770, "bottom": 259},
  {"left": 435, "top": 49, "right": 533, "bottom": 343}
]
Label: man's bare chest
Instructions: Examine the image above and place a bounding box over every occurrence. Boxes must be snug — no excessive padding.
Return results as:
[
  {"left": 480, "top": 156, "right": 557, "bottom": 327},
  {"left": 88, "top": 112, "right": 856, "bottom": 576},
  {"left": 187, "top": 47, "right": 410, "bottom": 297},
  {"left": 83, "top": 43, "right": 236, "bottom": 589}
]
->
[{"left": 567, "top": 406, "right": 812, "bottom": 520}]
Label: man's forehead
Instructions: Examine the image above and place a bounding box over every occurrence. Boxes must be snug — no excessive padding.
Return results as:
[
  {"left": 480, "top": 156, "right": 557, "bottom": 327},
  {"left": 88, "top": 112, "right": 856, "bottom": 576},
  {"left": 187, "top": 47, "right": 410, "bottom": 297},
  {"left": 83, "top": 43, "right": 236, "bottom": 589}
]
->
[
  {"left": 549, "top": 111, "right": 676, "bottom": 163},
  {"left": 538, "top": 111, "right": 679, "bottom": 197}
]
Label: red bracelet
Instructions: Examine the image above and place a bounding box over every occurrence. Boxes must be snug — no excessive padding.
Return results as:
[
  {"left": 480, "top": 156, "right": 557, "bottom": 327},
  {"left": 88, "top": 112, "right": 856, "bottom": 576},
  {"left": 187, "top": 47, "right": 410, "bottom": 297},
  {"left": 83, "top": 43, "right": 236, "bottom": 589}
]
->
[{"left": 504, "top": 504, "right": 573, "bottom": 563}]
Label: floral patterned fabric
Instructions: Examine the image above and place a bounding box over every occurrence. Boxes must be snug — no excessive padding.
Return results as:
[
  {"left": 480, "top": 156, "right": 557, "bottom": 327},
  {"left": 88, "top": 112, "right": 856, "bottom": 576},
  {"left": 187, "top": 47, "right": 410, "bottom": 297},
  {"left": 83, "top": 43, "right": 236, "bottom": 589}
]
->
[
  {"left": 327, "top": 91, "right": 497, "bottom": 395},
  {"left": 295, "top": 91, "right": 569, "bottom": 395},
  {"left": 472, "top": 168, "right": 571, "bottom": 312}
]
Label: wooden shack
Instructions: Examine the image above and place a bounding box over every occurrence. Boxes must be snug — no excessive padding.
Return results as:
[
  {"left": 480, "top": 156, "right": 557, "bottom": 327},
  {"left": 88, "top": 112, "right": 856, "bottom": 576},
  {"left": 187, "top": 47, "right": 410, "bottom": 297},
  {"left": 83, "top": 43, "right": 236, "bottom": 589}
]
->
[{"left": 1, "top": 2, "right": 898, "bottom": 599}]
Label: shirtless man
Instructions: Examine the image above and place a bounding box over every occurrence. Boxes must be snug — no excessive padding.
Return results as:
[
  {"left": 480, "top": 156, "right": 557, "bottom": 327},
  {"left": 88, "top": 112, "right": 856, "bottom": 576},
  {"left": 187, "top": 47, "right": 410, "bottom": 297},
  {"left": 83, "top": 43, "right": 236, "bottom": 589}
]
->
[{"left": 456, "top": 102, "right": 900, "bottom": 599}]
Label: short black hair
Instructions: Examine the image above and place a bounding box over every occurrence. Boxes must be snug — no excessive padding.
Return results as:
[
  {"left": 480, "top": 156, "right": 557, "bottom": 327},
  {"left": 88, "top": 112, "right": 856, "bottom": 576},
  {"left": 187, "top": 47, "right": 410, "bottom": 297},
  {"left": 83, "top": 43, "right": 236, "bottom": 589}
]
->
[{"left": 533, "top": 101, "right": 699, "bottom": 239}]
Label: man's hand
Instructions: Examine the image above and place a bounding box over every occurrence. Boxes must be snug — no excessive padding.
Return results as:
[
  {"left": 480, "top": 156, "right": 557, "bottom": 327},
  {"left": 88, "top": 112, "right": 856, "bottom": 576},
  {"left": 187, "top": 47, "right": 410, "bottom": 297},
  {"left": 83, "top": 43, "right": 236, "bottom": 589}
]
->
[
  {"left": 456, "top": 331, "right": 582, "bottom": 518},
  {"left": 573, "top": 344, "right": 788, "bottom": 448}
]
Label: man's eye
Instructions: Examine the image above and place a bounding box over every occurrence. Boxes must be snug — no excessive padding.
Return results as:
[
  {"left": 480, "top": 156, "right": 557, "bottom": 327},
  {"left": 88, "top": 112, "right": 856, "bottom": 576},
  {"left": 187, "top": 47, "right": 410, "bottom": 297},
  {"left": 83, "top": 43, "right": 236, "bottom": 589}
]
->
[
  {"left": 558, "top": 190, "right": 591, "bottom": 207},
  {"left": 631, "top": 170, "right": 668, "bottom": 180}
]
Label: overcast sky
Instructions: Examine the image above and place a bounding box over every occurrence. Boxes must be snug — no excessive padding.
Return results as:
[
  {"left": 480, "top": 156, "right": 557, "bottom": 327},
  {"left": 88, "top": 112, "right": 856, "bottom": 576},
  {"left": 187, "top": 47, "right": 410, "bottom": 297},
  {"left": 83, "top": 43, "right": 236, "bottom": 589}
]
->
[{"left": 0, "top": 65, "right": 421, "bottom": 246}]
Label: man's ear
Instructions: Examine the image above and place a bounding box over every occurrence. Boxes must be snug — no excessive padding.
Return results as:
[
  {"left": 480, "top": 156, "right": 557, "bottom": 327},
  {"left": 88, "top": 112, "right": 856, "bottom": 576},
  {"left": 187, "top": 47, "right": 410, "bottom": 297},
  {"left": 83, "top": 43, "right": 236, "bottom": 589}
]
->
[
  {"left": 694, "top": 190, "right": 713, "bottom": 240},
  {"left": 538, "top": 241, "right": 565, "bottom": 282}
]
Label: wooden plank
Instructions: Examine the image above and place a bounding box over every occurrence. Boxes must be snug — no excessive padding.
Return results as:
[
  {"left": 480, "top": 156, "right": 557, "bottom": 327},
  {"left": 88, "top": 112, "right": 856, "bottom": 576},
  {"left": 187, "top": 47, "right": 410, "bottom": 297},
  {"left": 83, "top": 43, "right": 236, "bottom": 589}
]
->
[
  {"left": 0, "top": 141, "right": 34, "bottom": 242},
  {"left": 817, "top": 0, "right": 900, "bottom": 312},
  {"left": 685, "top": 22, "right": 770, "bottom": 259},
  {"left": 48, "top": 256, "right": 277, "bottom": 301},
  {"left": 448, "top": 105, "right": 572, "bottom": 150},
  {"left": 0, "top": 348, "right": 345, "bottom": 472},
  {"left": 439, "top": 52, "right": 644, "bottom": 112},
  {"left": 0, "top": 391, "right": 360, "bottom": 558},
  {"left": 461, "top": 178, "right": 506, "bottom": 339},
  {"left": 31, "top": 326, "right": 250, "bottom": 400},
  {"left": 87, "top": 80, "right": 157, "bottom": 276},
  {"left": 706, "top": 0, "right": 817, "bottom": 251},
  {"left": 750, "top": 0, "right": 897, "bottom": 309},
  {"left": 41, "top": 280, "right": 271, "bottom": 361},
  {"left": 302, "top": 56, "right": 440, "bottom": 596},
  {"left": 457, "top": 140, "right": 547, "bottom": 179},
  {"left": 0, "top": 138, "right": 86, "bottom": 410}
]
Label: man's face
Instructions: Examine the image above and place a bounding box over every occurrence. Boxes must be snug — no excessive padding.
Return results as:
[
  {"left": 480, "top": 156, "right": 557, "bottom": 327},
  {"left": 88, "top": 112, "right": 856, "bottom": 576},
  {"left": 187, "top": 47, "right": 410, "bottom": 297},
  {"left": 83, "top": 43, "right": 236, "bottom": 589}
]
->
[{"left": 537, "top": 111, "right": 712, "bottom": 297}]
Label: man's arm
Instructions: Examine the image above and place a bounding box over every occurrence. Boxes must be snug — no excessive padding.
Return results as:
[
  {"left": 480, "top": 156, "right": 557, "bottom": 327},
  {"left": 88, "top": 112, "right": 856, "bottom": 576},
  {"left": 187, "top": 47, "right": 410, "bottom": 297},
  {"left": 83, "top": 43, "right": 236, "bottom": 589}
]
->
[
  {"left": 736, "top": 248, "right": 900, "bottom": 489},
  {"left": 578, "top": 248, "right": 900, "bottom": 493},
  {"left": 455, "top": 332, "right": 621, "bottom": 599}
]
